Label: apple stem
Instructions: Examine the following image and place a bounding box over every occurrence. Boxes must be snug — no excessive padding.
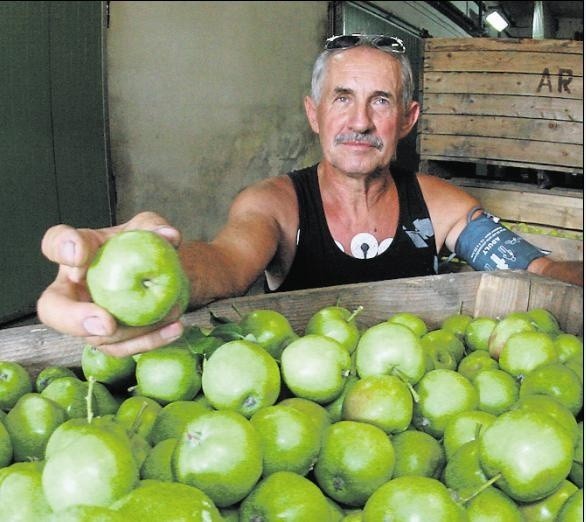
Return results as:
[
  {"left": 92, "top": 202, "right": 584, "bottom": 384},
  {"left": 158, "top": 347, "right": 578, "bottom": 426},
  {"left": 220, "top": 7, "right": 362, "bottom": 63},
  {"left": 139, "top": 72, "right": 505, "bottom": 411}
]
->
[
  {"left": 390, "top": 366, "right": 420, "bottom": 403},
  {"left": 86, "top": 376, "right": 96, "bottom": 424},
  {"left": 129, "top": 402, "right": 149, "bottom": 436},
  {"left": 457, "top": 473, "right": 502, "bottom": 506},
  {"left": 347, "top": 305, "right": 364, "bottom": 323}
]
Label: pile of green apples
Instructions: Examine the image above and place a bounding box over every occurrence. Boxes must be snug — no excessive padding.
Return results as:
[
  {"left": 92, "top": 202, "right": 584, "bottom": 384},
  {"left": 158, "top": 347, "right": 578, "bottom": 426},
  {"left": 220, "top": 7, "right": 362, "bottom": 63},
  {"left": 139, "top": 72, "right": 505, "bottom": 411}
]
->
[{"left": 0, "top": 302, "right": 582, "bottom": 521}]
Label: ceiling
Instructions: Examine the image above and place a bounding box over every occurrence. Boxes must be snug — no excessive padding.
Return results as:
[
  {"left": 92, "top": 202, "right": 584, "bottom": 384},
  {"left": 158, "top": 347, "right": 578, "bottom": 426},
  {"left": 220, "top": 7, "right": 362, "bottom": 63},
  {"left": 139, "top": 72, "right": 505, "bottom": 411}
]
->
[{"left": 499, "top": 1, "right": 584, "bottom": 19}]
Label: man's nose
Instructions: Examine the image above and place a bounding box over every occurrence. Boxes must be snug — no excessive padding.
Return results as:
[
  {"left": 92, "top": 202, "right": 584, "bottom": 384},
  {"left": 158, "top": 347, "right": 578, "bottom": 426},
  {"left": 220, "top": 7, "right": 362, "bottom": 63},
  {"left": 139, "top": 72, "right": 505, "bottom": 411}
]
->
[{"left": 348, "top": 102, "right": 373, "bottom": 133}]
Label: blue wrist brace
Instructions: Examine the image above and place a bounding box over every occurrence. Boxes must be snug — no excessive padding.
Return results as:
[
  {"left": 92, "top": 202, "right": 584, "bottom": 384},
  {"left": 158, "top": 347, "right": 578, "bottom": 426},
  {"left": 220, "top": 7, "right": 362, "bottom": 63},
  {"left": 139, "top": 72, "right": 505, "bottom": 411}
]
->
[{"left": 455, "top": 208, "right": 549, "bottom": 271}]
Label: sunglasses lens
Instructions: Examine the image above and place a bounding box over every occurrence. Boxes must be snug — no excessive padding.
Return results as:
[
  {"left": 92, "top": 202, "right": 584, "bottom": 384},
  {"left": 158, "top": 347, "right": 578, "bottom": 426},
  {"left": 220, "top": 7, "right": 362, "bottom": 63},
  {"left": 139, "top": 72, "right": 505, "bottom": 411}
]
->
[
  {"left": 324, "top": 34, "right": 405, "bottom": 53},
  {"left": 325, "top": 35, "right": 361, "bottom": 50}
]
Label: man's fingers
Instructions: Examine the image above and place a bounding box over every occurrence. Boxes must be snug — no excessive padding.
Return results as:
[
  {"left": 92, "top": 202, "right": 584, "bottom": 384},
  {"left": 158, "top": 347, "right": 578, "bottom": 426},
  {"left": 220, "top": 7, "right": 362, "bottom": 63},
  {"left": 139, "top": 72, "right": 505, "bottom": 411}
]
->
[
  {"left": 88, "top": 321, "right": 184, "bottom": 357},
  {"left": 37, "top": 284, "right": 118, "bottom": 338}
]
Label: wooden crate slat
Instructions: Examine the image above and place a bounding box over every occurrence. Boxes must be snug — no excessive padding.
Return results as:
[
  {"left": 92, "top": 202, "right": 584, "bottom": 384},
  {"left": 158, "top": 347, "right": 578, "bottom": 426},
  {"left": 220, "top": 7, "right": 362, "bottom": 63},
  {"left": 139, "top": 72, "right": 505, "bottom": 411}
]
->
[
  {"left": 419, "top": 134, "right": 583, "bottom": 169},
  {"left": 422, "top": 72, "right": 583, "bottom": 100},
  {"left": 418, "top": 154, "right": 582, "bottom": 174},
  {"left": 425, "top": 38, "right": 583, "bottom": 55},
  {"left": 516, "top": 232, "right": 583, "bottom": 261},
  {"left": 424, "top": 50, "right": 583, "bottom": 76},
  {"left": 422, "top": 93, "right": 583, "bottom": 122},
  {"left": 452, "top": 184, "right": 583, "bottom": 230},
  {"left": 419, "top": 114, "right": 582, "bottom": 145}
]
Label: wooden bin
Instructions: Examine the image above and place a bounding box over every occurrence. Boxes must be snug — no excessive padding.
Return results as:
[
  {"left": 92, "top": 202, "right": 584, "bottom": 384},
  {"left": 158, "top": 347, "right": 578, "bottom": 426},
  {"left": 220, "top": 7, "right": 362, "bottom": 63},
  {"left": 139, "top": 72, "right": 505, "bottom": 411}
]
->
[
  {"left": 417, "top": 38, "right": 583, "bottom": 174},
  {"left": 0, "top": 271, "right": 582, "bottom": 377}
]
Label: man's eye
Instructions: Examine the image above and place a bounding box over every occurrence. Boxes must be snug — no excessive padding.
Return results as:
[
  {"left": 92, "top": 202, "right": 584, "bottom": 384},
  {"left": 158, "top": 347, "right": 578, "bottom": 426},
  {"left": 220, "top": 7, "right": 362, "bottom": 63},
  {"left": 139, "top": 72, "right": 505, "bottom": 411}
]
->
[
  {"left": 373, "top": 97, "right": 390, "bottom": 105},
  {"left": 335, "top": 95, "right": 349, "bottom": 103}
]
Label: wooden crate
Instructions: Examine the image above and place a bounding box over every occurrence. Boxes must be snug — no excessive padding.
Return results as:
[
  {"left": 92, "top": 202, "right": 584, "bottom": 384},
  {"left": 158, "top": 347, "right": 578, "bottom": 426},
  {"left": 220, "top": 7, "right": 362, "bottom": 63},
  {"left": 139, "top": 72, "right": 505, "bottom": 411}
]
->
[
  {"left": 0, "top": 271, "right": 582, "bottom": 377},
  {"left": 417, "top": 38, "right": 583, "bottom": 174}
]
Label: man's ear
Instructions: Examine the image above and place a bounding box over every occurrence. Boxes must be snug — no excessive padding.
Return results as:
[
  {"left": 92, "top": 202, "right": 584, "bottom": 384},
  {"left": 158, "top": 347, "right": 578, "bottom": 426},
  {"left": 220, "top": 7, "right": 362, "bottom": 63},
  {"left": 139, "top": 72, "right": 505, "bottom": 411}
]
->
[
  {"left": 399, "top": 101, "right": 420, "bottom": 139},
  {"left": 304, "top": 95, "right": 319, "bottom": 134}
]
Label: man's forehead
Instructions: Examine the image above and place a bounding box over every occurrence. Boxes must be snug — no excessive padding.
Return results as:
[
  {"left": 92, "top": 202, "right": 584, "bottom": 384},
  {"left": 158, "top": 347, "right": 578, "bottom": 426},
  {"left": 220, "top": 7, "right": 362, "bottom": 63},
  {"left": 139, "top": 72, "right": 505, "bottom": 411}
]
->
[{"left": 325, "top": 48, "right": 401, "bottom": 92}]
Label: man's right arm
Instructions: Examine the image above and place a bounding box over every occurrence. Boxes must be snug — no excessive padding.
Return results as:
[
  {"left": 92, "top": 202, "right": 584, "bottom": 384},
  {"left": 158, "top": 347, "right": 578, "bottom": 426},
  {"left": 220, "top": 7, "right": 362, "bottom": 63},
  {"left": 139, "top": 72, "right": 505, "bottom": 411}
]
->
[{"left": 37, "top": 178, "right": 291, "bottom": 356}]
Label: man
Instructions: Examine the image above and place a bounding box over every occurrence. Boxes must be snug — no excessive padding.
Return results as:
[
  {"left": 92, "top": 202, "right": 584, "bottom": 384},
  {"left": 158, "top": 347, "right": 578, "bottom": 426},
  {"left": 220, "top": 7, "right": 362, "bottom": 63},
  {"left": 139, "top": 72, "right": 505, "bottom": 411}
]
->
[{"left": 37, "top": 35, "right": 582, "bottom": 356}]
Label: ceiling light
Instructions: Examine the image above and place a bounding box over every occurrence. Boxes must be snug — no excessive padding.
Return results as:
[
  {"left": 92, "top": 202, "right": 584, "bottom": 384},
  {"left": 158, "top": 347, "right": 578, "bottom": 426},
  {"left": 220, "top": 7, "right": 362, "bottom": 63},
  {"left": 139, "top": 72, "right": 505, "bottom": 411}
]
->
[{"left": 486, "top": 10, "right": 509, "bottom": 32}]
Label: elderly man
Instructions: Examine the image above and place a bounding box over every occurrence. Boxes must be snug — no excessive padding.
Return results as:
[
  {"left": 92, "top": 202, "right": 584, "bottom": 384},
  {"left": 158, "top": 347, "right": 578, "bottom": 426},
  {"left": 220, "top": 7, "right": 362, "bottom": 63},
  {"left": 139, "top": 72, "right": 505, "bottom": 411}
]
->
[{"left": 37, "top": 34, "right": 582, "bottom": 356}]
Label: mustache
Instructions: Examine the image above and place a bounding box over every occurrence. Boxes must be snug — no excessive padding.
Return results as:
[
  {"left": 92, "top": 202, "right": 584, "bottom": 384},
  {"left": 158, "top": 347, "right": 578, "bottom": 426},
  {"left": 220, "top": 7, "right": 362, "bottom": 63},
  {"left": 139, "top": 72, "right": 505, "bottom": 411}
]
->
[{"left": 335, "top": 133, "right": 383, "bottom": 150}]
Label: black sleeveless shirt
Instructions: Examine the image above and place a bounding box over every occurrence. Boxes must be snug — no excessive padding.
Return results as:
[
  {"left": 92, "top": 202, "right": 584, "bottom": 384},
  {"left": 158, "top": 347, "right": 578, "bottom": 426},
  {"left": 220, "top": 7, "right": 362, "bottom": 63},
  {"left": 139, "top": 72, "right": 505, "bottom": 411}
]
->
[{"left": 270, "top": 164, "right": 438, "bottom": 292}]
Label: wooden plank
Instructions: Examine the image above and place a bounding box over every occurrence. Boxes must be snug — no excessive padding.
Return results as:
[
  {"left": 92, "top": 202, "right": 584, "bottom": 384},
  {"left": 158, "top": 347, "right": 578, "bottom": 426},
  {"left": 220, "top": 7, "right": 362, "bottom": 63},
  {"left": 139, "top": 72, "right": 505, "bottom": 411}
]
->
[
  {"left": 419, "top": 134, "right": 583, "bottom": 170},
  {"left": 425, "top": 38, "right": 583, "bottom": 55},
  {"left": 422, "top": 71, "right": 583, "bottom": 100},
  {"left": 516, "top": 232, "right": 583, "bottom": 262},
  {"left": 449, "top": 184, "right": 584, "bottom": 231},
  {"left": 424, "top": 50, "right": 583, "bottom": 76},
  {"left": 419, "top": 114, "right": 582, "bottom": 145},
  {"left": 0, "top": 273, "right": 485, "bottom": 375},
  {"left": 422, "top": 93, "right": 583, "bottom": 122},
  {"left": 418, "top": 154, "right": 582, "bottom": 174},
  {"left": 473, "top": 271, "right": 583, "bottom": 335}
]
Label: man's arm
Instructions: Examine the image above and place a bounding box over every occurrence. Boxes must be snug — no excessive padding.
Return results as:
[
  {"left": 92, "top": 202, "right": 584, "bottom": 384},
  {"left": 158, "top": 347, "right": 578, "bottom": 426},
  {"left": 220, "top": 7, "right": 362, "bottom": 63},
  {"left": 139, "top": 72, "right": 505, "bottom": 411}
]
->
[
  {"left": 37, "top": 177, "right": 293, "bottom": 356},
  {"left": 527, "top": 257, "right": 583, "bottom": 286}
]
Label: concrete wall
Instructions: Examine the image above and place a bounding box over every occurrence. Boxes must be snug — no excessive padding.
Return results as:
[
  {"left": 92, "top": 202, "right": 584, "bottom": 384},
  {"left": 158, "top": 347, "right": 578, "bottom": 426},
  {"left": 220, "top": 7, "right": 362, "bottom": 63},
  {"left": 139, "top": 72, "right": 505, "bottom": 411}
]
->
[{"left": 106, "top": 1, "right": 326, "bottom": 240}]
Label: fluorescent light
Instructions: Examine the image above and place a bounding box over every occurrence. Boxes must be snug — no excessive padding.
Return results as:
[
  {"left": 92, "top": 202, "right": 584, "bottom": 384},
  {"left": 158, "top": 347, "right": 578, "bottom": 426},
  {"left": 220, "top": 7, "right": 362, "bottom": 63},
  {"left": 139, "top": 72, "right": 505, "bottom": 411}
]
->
[{"left": 486, "top": 10, "right": 509, "bottom": 32}]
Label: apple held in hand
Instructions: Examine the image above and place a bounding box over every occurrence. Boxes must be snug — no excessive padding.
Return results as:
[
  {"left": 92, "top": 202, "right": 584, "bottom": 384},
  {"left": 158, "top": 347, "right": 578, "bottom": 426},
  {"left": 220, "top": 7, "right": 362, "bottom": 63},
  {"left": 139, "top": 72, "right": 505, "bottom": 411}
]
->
[{"left": 86, "top": 230, "right": 190, "bottom": 327}]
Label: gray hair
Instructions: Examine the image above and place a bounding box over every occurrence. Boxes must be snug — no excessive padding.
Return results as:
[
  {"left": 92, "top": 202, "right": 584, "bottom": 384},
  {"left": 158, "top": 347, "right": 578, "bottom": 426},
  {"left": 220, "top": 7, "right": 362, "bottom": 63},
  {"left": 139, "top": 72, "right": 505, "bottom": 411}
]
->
[{"left": 310, "top": 43, "right": 415, "bottom": 112}]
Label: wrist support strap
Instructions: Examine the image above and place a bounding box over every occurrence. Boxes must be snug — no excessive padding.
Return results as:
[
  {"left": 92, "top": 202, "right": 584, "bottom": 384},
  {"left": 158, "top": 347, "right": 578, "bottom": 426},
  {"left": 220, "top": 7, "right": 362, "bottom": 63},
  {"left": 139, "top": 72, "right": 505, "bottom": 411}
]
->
[{"left": 455, "top": 207, "right": 549, "bottom": 271}]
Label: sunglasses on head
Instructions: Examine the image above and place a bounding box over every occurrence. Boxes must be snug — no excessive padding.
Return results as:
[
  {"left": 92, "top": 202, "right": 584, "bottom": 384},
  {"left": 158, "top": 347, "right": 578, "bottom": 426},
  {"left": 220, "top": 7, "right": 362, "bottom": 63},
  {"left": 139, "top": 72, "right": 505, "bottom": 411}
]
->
[{"left": 324, "top": 34, "right": 406, "bottom": 54}]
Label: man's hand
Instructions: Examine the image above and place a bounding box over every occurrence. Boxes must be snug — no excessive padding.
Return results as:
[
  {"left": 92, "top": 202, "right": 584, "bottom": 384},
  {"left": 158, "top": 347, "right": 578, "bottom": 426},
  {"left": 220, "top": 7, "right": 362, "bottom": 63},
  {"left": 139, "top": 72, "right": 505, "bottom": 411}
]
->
[{"left": 37, "top": 212, "right": 186, "bottom": 356}]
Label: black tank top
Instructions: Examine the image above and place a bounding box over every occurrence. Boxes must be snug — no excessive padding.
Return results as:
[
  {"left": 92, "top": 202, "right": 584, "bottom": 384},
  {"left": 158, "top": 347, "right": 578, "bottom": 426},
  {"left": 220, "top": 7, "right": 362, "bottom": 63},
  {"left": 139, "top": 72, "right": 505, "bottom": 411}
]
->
[{"left": 271, "top": 164, "right": 438, "bottom": 292}]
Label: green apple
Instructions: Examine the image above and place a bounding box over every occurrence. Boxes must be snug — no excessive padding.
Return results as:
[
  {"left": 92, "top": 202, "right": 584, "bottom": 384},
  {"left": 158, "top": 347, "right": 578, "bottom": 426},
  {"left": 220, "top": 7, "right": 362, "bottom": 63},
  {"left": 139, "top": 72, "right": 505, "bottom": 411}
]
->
[
  {"left": 472, "top": 368, "right": 519, "bottom": 416},
  {"left": 313, "top": 420, "right": 395, "bottom": 506},
  {"left": 557, "top": 488, "right": 583, "bottom": 522},
  {"left": 172, "top": 409, "right": 263, "bottom": 508},
  {"left": 81, "top": 344, "right": 136, "bottom": 389},
  {"left": 569, "top": 421, "right": 583, "bottom": 487},
  {"left": 305, "top": 305, "right": 362, "bottom": 354},
  {"left": 464, "top": 486, "right": 524, "bottom": 521},
  {"left": 0, "top": 361, "right": 33, "bottom": 411},
  {"left": 250, "top": 404, "right": 321, "bottom": 477},
  {"left": 280, "top": 334, "right": 351, "bottom": 404},
  {"left": 391, "top": 429, "right": 446, "bottom": 479},
  {"left": 527, "top": 308, "right": 561, "bottom": 335},
  {"left": 442, "top": 409, "right": 497, "bottom": 459},
  {"left": 148, "top": 397, "right": 212, "bottom": 445},
  {"left": 86, "top": 230, "right": 190, "bottom": 327},
  {"left": 140, "top": 438, "right": 177, "bottom": 482},
  {"left": 488, "top": 313, "right": 535, "bottom": 359},
  {"left": 4, "top": 392, "right": 67, "bottom": 461},
  {"left": 554, "top": 333, "right": 583, "bottom": 363},
  {"left": 478, "top": 408, "right": 575, "bottom": 502},
  {"left": 42, "top": 418, "right": 140, "bottom": 511},
  {"left": 457, "top": 350, "right": 499, "bottom": 381},
  {"left": 277, "top": 397, "right": 332, "bottom": 442},
  {"left": 355, "top": 322, "right": 426, "bottom": 385},
  {"left": 518, "top": 479, "right": 578, "bottom": 521},
  {"left": 115, "top": 395, "right": 162, "bottom": 440},
  {"left": 387, "top": 311, "right": 428, "bottom": 337},
  {"left": 443, "top": 440, "right": 488, "bottom": 498},
  {"left": 35, "top": 366, "right": 77, "bottom": 393},
  {"left": 0, "top": 418, "right": 12, "bottom": 467},
  {"left": 40, "top": 375, "right": 95, "bottom": 419},
  {"left": 412, "top": 369, "right": 479, "bottom": 439},
  {"left": 112, "top": 479, "right": 223, "bottom": 521},
  {"left": 464, "top": 316, "right": 497, "bottom": 352},
  {"left": 325, "top": 374, "right": 359, "bottom": 423},
  {"left": 239, "top": 309, "right": 298, "bottom": 359},
  {"left": 420, "top": 330, "right": 459, "bottom": 371},
  {"left": 363, "top": 476, "right": 467, "bottom": 521},
  {"left": 0, "top": 461, "right": 53, "bottom": 520},
  {"left": 201, "top": 339, "right": 281, "bottom": 417},
  {"left": 133, "top": 346, "right": 202, "bottom": 405},
  {"left": 519, "top": 362, "right": 583, "bottom": 416},
  {"left": 341, "top": 374, "right": 413, "bottom": 434},
  {"left": 239, "top": 471, "right": 334, "bottom": 521},
  {"left": 499, "top": 331, "right": 557, "bottom": 379},
  {"left": 441, "top": 313, "right": 473, "bottom": 340}
]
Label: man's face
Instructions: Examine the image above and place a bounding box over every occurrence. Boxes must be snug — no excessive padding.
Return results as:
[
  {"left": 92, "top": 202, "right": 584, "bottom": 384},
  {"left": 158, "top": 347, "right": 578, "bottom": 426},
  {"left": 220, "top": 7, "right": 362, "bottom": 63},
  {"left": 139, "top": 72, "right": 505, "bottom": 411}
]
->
[{"left": 305, "top": 46, "right": 419, "bottom": 177}]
